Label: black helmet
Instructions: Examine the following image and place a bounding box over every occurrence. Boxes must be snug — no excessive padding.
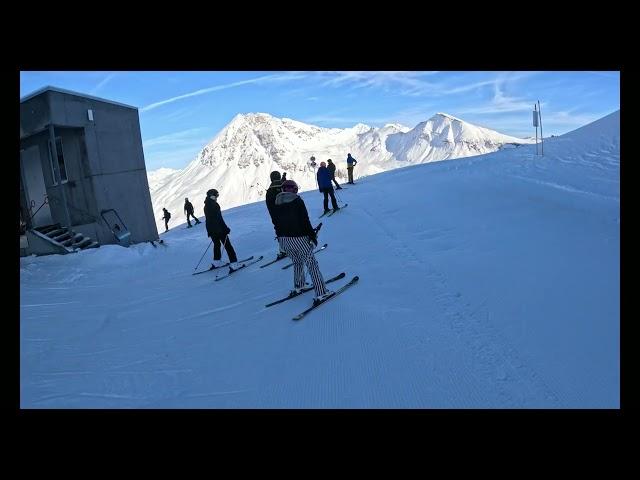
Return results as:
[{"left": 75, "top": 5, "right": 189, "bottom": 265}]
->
[
  {"left": 206, "top": 189, "right": 219, "bottom": 197},
  {"left": 270, "top": 171, "right": 281, "bottom": 181}
]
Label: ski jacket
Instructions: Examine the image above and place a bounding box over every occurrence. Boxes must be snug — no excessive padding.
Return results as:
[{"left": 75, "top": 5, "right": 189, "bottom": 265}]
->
[
  {"left": 204, "top": 197, "right": 230, "bottom": 238},
  {"left": 272, "top": 192, "right": 316, "bottom": 241},
  {"left": 317, "top": 166, "right": 333, "bottom": 190},
  {"left": 266, "top": 179, "right": 283, "bottom": 223}
]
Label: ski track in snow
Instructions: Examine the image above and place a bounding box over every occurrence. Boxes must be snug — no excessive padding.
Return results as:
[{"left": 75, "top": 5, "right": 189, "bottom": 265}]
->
[{"left": 357, "top": 204, "right": 564, "bottom": 408}]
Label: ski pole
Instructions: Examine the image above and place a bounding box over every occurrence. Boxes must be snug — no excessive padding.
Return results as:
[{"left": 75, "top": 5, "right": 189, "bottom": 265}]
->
[
  {"left": 194, "top": 239, "right": 213, "bottom": 272},
  {"left": 334, "top": 188, "right": 343, "bottom": 206},
  {"left": 221, "top": 234, "right": 229, "bottom": 262}
]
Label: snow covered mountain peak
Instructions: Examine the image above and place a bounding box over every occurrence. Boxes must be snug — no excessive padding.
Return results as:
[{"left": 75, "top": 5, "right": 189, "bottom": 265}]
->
[{"left": 150, "top": 112, "right": 533, "bottom": 232}]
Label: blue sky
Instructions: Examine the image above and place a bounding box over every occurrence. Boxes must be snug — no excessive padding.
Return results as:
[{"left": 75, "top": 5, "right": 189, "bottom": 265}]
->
[{"left": 20, "top": 71, "right": 620, "bottom": 171}]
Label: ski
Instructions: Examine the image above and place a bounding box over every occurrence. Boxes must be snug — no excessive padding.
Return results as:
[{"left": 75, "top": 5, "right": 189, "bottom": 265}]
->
[
  {"left": 259, "top": 254, "right": 288, "bottom": 268},
  {"left": 292, "top": 275, "right": 360, "bottom": 321},
  {"left": 265, "top": 272, "right": 346, "bottom": 307},
  {"left": 327, "top": 204, "right": 348, "bottom": 216},
  {"left": 282, "top": 243, "right": 328, "bottom": 270},
  {"left": 192, "top": 256, "right": 254, "bottom": 275},
  {"left": 214, "top": 255, "right": 264, "bottom": 281},
  {"left": 318, "top": 210, "right": 331, "bottom": 218}
]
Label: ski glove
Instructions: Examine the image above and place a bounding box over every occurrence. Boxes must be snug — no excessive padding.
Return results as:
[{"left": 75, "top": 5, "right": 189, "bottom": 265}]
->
[{"left": 308, "top": 232, "right": 318, "bottom": 247}]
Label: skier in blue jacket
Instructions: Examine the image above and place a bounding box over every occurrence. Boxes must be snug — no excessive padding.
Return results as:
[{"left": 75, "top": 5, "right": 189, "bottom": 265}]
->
[
  {"left": 317, "top": 161, "right": 339, "bottom": 215},
  {"left": 346, "top": 153, "right": 358, "bottom": 184}
]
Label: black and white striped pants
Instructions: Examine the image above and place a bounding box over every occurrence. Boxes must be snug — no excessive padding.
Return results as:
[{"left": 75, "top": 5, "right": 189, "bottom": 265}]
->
[{"left": 278, "top": 236, "right": 327, "bottom": 296}]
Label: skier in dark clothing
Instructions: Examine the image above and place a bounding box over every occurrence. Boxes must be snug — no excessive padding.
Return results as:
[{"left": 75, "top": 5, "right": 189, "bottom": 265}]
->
[
  {"left": 184, "top": 197, "right": 201, "bottom": 228},
  {"left": 266, "top": 171, "right": 287, "bottom": 259},
  {"left": 346, "top": 153, "right": 358, "bottom": 184},
  {"left": 317, "top": 162, "right": 339, "bottom": 215},
  {"left": 326, "top": 159, "right": 342, "bottom": 189},
  {"left": 204, "top": 189, "right": 238, "bottom": 269},
  {"left": 161, "top": 208, "right": 171, "bottom": 232},
  {"left": 272, "top": 179, "right": 332, "bottom": 304}
]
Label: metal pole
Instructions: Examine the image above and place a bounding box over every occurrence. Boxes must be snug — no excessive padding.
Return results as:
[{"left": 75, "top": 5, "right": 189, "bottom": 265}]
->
[
  {"left": 48, "top": 124, "right": 71, "bottom": 227},
  {"left": 534, "top": 104, "right": 538, "bottom": 155},
  {"left": 538, "top": 100, "right": 544, "bottom": 156}
]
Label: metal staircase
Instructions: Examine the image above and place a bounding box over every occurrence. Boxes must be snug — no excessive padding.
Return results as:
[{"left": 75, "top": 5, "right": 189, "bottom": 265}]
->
[{"left": 33, "top": 223, "right": 100, "bottom": 252}]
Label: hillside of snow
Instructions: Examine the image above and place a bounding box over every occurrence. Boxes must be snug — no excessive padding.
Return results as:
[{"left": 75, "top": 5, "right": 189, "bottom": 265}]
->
[
  {"left": 148, "top": 113, "right": 533, "bottom": 233},
  {"left": 147, "top": 167, "right": 179, "bottom": 191},
  {"left": 20, "top": 110, "right": 619, "bottom": 408}
]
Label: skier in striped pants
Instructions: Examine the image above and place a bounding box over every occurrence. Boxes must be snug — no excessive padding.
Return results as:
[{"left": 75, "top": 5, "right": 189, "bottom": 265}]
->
[{"left": 273, "top": 180, "right": 333, "bottom": 304}]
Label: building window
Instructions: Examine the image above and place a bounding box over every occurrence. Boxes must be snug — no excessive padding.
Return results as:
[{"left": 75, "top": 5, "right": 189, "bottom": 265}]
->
[{"left": 49, "top": 137, "right": 68, "bottom": 184}]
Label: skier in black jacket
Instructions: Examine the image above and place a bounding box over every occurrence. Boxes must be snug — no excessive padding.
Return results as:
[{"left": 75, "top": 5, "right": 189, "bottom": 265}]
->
[
  {"left": 326, "top": 159, "right": 342, "bottom": 189},
  {"left": 204, "top": 189, "right": 238, "bottom": 268},
  {"left": 272, "top": 179, "right": 332, "bottom": 304},
  {"left": 265, "top": 171, "right": 287, "bottom": 260},
  {"left": 161, "top": 208, "right": 171, "bottom": 232},
  {"left": 184, "top": 197, "right": 201, "bottom": 228}
]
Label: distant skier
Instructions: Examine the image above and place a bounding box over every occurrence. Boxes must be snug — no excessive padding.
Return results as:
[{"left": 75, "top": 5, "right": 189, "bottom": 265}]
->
[
  {"left": 204, "top": 189, "right": 238, "bottom": 269},
  {"left": 346, "top": 153, "right": 358, "bottom": 184},
  {"left": 161, "top": 208, "right": 171, "bottom": 232},
  {"left": 326, "top": 159, "right": 342, "bottom": 189},
  {"left": 273, "top": 179, "right": 333, "bottom": 305},
  {"left": 317, "top": 161, "right": 339, "bottom": 215},
  {"left": 184, "top": 197, "right": 201, "bottom": 228},
  {"left": 266, "top": 171, "right": 287, "bottom": 260}
]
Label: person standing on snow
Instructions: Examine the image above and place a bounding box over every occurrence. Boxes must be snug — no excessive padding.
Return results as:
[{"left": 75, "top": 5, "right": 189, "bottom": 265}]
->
[
  {"left": 327, "top": 159, "right": 342, "bottom": 189},
  {"left": 184, "top": 197, "right": 201, "bottom": 228},
  {"left": 161, "top": 208, "right": 171, "bottom": 232},
  {"left": 266, "top": 171, "right": 287, "bottom": 260},
  {"left": 346, "top": 153, "right": 358, "bottom": 184},
  {"left": 204, "top": 189, "right": 239, "bottom": 269},
  {"left": 317, "top": 161, "right": 339, "bottom": 215},
  {"left": 272, "top": 179, "right": 333, "bottom": 305}
]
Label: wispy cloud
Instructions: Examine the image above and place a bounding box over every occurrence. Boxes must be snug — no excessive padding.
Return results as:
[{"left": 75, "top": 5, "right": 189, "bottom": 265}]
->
[
  {"left": 315, "top": 71, "right": 441, "bottom": 96},
  {"left": 311, "top": 71, "right": 539, "bottom": 100},
  {"left": 457, "top": 73, "right": 542, "bottom": 115},
  {"left": 90, "top": 73, "right": 117, "bottom": 94},
  {"left": 140, "top": 73, "right": 307, "bottom": 112},
  {"left": 143, "top": 127, "right": 210, "bottom": 149}
]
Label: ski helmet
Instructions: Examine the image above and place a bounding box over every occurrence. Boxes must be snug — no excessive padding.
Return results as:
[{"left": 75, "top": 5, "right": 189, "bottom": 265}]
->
[
  {"left": 281, "top": 180, "right": 299, "bottom": 194},
  {"left": 270, "top": 171, "right": 281, "bottom": 181},
  {"left": 207, "top": 189, "right": 219, "bottom": 197}
]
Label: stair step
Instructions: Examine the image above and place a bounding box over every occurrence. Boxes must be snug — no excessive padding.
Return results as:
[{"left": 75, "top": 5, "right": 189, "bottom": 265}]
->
[
  {"left": 36, "top": 224, "right": 60, "bottom": 235},
  {"left": 62, "top": 234, "right": 83, "bottom": 247},
  {"left": 54, "top": 232, "right": 74, "bottom": 242},
  {"left": 74, "top": 238, "right": 93, "bottom": 249},
  {"left": 48, "top": 228, "right": 69, "bottom": 239}
]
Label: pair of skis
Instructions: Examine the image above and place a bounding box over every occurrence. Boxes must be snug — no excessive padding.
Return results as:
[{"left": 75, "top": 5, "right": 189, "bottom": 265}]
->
[
  {"left": 319, "top": 204, "right": 348, "bottom": 218},
  {"left": 192, "top": 255, "right": 254, "bottom": 276},
  {"left": 265, "top": 273, "right": 360, "bottom": 321},
  {"left": 214, "top": 256, "right": 264, "bottom": 281}
]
